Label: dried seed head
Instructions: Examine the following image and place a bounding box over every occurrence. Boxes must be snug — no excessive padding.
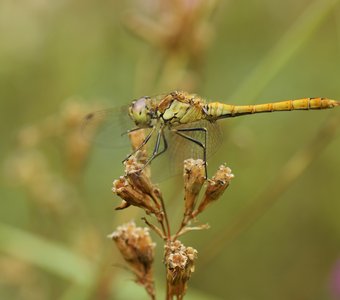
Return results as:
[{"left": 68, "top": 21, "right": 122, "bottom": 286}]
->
[
  {"left": 206, "top": 164, "right": 234, "bottom": 201},
  {"left": 194, "top": 164, "right": 234, "bottom": 216},
  {"left": 164, "top": 240, "right": 198, "bottom": 299},
  {"left": 183, "top": 159, "right": 205, "bottom": 218},
  {"left": 112, "top": 153, "right": 163, "bottom": 216},
  {"left": 109, "top": 221, "right": 155, "bottom": 298},
  {"left": 109, "top": 221, "right": 156, "bottom": 271},
  {"left": 112, "top": 176, "right": 156, "bottom": 214},
  {"left": 125, "top": 155, "right": 155, "bottom": 196}
]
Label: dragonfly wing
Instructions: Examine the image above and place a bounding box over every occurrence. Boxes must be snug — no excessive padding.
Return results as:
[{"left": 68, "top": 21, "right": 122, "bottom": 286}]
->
[
  {"left": 81, "top": 106, "right": 136, "bottom": 148},
  {"left": 169, "top": 119, "right": 223, "bottom": 157},
  {"left": 160, "top": 120, "right": 223, "bottom": 177}
]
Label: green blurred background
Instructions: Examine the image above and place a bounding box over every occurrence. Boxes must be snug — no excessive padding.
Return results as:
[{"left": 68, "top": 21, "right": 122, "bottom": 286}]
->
[{"left": 1, "top": 0, "right": 340, "bottom": 299}]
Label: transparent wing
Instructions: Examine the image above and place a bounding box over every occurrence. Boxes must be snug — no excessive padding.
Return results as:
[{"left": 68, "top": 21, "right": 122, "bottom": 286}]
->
[
  {"left": 81, "top": 106, "right": 136, "bottom": 148},
  {"left": 169, "top": 119, "right": 222, "bottom": 158},
  {"left": 168, "top": 119, "right": 222, "bottom": 171},
  {"left": 149, "top": 120, "right": 223, "bottom": 180}
]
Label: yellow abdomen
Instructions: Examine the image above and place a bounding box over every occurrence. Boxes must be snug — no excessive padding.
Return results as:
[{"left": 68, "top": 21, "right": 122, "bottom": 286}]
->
[{"left": 206, "top": 98, "right": 339, "bottom": 119}]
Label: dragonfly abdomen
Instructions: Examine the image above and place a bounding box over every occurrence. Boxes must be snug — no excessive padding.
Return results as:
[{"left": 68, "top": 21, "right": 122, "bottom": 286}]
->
[{"left": 206, "top": 98, "right": 339, "bottom": 119}]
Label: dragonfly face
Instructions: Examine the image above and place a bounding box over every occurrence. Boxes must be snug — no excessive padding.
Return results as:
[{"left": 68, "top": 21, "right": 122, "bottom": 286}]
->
[{"left": 128, "top": 96, "right": 156, "bottom": 128}]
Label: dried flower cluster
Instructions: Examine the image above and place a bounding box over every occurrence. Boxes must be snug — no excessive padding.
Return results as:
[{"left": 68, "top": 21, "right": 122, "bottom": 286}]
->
[
  {"left": 124, "top": 0, "right": 220, "bottom": 92},
  {"left": 193, "top": 164, "right": 234, "bottom": 217},
  {"left": 2, "top": 99, "right": 110, "bottom": 299},
  {"left": 111, "top": 130, "right": 234, "bottom": 299},
  {"left": 108, "top": 221, "right": 156, "bottom": 299},
  {"left": 3, "top": 100, "right": 100, "bottom": 215},
  {"left": 112, "top": 153, "right": 170, "bottom": 239},
  {"left": 164, "top": 240, "right": 197, "bottom": 300},
  {"left": 175, "top": 159, "right": 234, "bottom": 238}
]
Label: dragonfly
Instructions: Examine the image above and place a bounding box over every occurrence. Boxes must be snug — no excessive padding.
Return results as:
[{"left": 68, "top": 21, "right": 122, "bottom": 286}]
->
[{"left": 83, "top": 91, "right": 339, "bottom": 178}]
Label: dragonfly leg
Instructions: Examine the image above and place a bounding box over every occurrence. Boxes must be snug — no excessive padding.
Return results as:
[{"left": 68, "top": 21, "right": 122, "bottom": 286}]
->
[
  {"left": 122, "top": 126, "right": 156, "bottom": 163},
  {"left": 153, "top": 130, "right": 168, "bottom": 160},
  {"left": 139, "top": 128, "right": 164, "bottom": 171},
  {"left": 121, "top": 126, "right": 149, "bottom": 136},
  {"left": 173, "top": 127, "right": 208, "bottom": 179}
]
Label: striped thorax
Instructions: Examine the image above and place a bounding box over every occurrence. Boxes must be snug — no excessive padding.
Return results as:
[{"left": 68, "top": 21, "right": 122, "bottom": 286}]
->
[{"left": 156, "top": 91, "right": 205, "bottom": 126}]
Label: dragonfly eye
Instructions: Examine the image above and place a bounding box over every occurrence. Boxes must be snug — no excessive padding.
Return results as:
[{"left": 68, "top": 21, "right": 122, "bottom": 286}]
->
[
  {"left": 129, "top": 96, "right": 152, "bottom": 127},
  {"left": 134, "top": 97, "right": 146, "bottom": 111}
]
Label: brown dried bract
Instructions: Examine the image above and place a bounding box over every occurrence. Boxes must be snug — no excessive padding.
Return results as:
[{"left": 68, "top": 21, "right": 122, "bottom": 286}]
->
[
  {"left": 194, "top": 165, "right": 234, "bottom": 217},
  {"left": 183, "top": 159, "right": 205, "bottom": 223},
  {"left": 112, "top": 176, "right": 157, "bottom": 215}
]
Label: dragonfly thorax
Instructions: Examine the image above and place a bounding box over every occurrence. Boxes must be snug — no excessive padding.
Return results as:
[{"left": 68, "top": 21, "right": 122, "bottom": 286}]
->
[{"left": 128, "top": 96, "right": 156, "bottom": 128}]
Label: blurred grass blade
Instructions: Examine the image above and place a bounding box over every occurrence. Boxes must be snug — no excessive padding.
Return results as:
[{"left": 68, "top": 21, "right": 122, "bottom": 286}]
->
[
  {"left": 230, "top": 0, "right": 339, "bottom": 101},
  {"left": 0, "top": 223, "right": 95, "bottom": 286}
]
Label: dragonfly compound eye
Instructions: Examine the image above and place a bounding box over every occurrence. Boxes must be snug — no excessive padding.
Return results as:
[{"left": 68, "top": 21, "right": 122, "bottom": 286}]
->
[{"left": 129, "top": 96, "right": 152, "bottom": 127}]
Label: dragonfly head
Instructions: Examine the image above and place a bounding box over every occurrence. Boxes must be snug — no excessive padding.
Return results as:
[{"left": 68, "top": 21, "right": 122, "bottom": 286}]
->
[{"left": 129, "top": 96, "right": 154, "bottom": 127}]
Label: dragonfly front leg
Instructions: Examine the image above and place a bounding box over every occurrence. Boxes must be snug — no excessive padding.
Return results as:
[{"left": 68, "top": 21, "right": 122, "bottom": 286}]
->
[
  {"left": 122, "top": 126, "right": 156, "bottom": 163},
  {"left": 172, "top": 127, "right": 208, "bottom": 179},
  {"left": 139, "top": 127, "right": 166, "bottom": 171},
  {"left": 121, "top": 127, "right": 149, "bottom": 136}
]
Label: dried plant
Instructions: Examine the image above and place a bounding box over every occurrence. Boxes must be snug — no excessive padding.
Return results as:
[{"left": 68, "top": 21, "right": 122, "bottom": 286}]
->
[
  {"left": 3, "top": 99, "right": 100, "bottom": 216},
  {"left": 2, "top": 99, "right": 112, "bottom": 299},
  {"left": 108, "top": 221, "right": 156, "bottom": 299},
  {"left": 124, "top": 0, "right": 220, "bottom": 92},
  {"left": 110, "top": 129, "right": 234, "bottom": 299}
]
